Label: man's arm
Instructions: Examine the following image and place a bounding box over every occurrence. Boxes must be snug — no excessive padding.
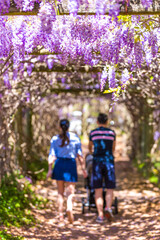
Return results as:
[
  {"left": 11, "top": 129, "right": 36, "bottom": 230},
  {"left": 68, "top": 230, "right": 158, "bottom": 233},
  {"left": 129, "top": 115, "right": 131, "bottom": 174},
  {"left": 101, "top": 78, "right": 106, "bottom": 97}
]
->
[
  {"left": 112, "top": 140, "right": 116, "bottom": 154},
  {"left": 88, "top": 140, "right": 93, "bottom": 154}
]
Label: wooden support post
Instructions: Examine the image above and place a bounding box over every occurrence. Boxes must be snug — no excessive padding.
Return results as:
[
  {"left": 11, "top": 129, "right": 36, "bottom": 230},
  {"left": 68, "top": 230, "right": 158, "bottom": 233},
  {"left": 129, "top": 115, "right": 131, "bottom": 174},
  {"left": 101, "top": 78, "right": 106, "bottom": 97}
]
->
[
  {"left": 15, "top": 105, "right": 23, "bottom": 169},
  {"left": 25, "top": 107, "right": 33, "bottom": 157}
]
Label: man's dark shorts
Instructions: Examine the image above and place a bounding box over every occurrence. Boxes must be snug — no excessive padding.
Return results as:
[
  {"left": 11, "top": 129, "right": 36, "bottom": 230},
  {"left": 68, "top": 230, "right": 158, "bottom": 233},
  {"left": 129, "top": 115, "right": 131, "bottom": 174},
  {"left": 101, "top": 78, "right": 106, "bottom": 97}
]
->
[{"left": 92, "top": 156, "right": 116, "bottom": 189}]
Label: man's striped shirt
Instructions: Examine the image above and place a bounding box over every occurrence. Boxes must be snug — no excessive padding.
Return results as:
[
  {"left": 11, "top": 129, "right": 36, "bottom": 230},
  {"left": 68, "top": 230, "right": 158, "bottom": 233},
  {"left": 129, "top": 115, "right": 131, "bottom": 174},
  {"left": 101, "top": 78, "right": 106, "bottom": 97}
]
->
[{"left": 89, "top": 126, "right": 116, "bottom": 157}]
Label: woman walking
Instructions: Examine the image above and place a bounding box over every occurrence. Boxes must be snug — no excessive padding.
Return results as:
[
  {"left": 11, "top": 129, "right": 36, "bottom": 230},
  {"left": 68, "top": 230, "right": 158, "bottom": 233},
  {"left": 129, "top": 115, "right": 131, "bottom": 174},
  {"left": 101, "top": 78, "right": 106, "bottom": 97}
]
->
[{"left": 47, "top": 119, "right": 87, "bottom": 224}]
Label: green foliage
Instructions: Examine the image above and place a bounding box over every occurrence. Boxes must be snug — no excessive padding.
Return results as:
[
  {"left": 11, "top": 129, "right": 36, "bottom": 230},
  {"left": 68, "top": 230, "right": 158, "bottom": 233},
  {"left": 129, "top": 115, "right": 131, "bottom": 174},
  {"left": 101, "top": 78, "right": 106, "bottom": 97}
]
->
[
  {"left": 0, "top": 173, "right": 47, "bottom": 227},
  {"left": 149, "top": 176, "right": 159, "bottom": 184},
  {"left": 136, "top": 152, "right": 160, "bottom": 187},
  {"left": 0, "top": 230, "right": 23, "bottom": 240},
  {"left": 26, "top": 154, "right": 48, "bottom": 181},
  {"left": 138, "top": 163, "right": 145, "bottom": 169}
]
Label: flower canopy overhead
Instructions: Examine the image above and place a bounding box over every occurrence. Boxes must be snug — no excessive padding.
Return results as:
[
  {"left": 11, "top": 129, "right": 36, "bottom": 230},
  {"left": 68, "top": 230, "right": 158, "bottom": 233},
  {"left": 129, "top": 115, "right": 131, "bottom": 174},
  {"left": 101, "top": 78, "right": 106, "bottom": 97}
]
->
[{"left": 0, "top": 0, "right": 160, "bottom": 94}]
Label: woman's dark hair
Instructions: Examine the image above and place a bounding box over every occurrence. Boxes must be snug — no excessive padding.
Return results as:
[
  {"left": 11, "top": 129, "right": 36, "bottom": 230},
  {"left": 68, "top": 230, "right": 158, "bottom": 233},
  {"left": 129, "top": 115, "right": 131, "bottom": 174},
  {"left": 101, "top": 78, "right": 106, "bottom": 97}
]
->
[
  {"left": 59, "top": 119, "right": 70, "bottom": 147},
  {"left": 97, "top": 113, "right": 108, "bottom": 124}
]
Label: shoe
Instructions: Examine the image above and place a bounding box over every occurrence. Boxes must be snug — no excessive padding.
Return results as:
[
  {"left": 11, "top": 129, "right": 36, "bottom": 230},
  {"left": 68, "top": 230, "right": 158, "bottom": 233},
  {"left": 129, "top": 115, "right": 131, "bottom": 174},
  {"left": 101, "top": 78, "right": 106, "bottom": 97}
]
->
[
  {"left": 67, "top": 210, "right": 74, "bottom": 224},
  {"left": 58, "top": 221, "right": 65, "bottom": 227},
  {"left": 105, "top": 208, "right": 114, "bottom": 221},
  {"left": 96, "top": 216, "right": 104, "bottom": 223}
]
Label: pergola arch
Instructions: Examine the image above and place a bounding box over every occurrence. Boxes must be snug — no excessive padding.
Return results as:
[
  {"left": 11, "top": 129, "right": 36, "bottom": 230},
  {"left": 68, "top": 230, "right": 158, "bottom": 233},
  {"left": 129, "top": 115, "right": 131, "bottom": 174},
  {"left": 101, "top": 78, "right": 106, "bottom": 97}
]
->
[{"left": 0, "top": 0, "right": 160, "bottom": 181}]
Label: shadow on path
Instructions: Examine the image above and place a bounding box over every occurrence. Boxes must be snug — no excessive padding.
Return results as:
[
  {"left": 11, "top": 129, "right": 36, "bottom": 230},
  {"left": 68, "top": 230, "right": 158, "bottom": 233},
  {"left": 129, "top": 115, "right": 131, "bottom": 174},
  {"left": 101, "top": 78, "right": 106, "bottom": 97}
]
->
[{"left": 10, "top": 138, "right": 160, "bottom": 240}]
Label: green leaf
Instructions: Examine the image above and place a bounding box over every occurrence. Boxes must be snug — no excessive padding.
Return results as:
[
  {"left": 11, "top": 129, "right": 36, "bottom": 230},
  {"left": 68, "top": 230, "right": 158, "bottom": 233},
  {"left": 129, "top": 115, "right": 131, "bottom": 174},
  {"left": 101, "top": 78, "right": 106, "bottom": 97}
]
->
[
  {"left": 134, "top": 35, "right": 140, "bottom": 43},
  {"left": 149, "top": 176, "right": 159, "bottom": 184},
  {"left": 138, "top": 163, "right": 145, "bottom": 169},
  {"left": 154, "top": 162, "right": 160, "bottom": 169}
]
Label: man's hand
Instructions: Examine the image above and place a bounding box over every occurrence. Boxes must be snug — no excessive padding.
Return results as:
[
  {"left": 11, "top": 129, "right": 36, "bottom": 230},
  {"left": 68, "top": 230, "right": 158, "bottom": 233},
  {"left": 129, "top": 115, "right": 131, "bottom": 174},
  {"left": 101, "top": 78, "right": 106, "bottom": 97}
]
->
[{"left": 88, "top": 140, "right": 93, "bottom": 154}]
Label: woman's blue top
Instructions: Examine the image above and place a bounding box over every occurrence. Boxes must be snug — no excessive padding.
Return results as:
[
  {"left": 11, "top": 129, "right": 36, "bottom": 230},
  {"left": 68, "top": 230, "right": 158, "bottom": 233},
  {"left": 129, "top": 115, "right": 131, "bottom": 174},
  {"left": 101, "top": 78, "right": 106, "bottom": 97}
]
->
[{"left": 48, "top": 132, "right": 82, "bottom": 160}]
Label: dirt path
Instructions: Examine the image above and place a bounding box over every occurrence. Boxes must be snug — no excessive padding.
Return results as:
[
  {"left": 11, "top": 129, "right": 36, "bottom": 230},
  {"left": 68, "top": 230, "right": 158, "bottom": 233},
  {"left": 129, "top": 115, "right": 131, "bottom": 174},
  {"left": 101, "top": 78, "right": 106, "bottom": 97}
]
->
[{"left": 10, "top": 137, "right": 160, "bottom": 240}]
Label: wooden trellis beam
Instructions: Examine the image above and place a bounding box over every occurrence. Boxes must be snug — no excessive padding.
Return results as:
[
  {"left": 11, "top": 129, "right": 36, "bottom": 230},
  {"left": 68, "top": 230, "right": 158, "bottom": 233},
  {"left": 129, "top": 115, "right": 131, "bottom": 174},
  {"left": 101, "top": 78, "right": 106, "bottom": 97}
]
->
[
  {"left": 41, "top": 87, "right": 103, "bottom": 96},
  {"left": 3, "top": 9, "right": 160, "bottom": 16},
  {"left": 30, "top": 51, "right": 59, "bottom": 56},
  {"left": 32, "top": 65, "right": 103, "bottom": 73}
]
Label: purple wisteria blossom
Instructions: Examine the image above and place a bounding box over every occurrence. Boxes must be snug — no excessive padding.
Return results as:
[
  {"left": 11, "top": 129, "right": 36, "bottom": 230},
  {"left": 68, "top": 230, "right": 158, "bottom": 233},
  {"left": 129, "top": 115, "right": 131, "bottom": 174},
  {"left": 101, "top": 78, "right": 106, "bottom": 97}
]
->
[
  {"left": 61, "top": 78, "right": 65, "bottom": 84},
  {"left": 38, "top": 2, "right": 56, "bottom": 34},
  {"left": 121, "top": 68, "right": 130, "bottom": 86},
  {"left": 108, "top": 66, "right": 116, "bottom": 88},
  {"left": 13, "top": 69, "right": 18, "bottom": 81},
  {"left": 141, "top": 0, "right": 152, "bottom": 9},
  {"left": 23, "top": 0, "right": 35, "bottom": 11},
  {"left": 109, "top": 1, "right": 120, "bottom": 17},
  {"left": 14, "top": 0, "right": 23, "bottom": 9},
  {"left": 26, "top": 92, "right": 30, "bottom": 102},
  {"left": 96, "top": 0, "right": 107, "bottom": 15},
  {"left": 134, "top": 42, "right": 143, "bottom": 68},
  {"left": 0, "top": 10, "right": 159, "bottom": 80},
  {"left": 0, "top": 17, "right": 11, "bottom": 57},
  {"left": 145, "top": 49, "right": 152, "bottom": 65},
  {"left": 38, "top": 55, "right": 45, "bottom": 62},
  {"left": 100, "top": 67, "right": 108, "bottom": 91},
  {"left": 148, "top": 33, "right": 158, "bottom": 58},
  {"left": 11, "top": 17, "right": 26, "bottom": 65},
  {"left": 154, "top": 131, "right": 160, "bottom": 141},
  {"left": 0, "top": 0, "right": 10, "bottom": 14},
  {"left": 27, "top": 63, "right": 34, "bottom": 76},
  {"left": 79, "top": 0, "right": 89, "bottom": 10},
  {"left": 47, "top": 58, "right": 54, "bottom": 69},
  {"left": 3, "top": 72, "right": 11, "bottom": 89},
  {"left": 14, "top": 0, "right": 40, "bottom": 11},
  {"left": 25, "top": 176, "right": 32, "bottom": 184},
  {"left": 68, "top": 0, "right": 79, "bottom": 16}
]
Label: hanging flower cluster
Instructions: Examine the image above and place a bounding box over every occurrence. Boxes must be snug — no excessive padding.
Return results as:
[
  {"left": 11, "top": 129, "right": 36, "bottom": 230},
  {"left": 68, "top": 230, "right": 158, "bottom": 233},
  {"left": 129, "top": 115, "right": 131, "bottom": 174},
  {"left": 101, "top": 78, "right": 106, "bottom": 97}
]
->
[{"left": 0, "top": 0, "right": 10, "bottom": 14}]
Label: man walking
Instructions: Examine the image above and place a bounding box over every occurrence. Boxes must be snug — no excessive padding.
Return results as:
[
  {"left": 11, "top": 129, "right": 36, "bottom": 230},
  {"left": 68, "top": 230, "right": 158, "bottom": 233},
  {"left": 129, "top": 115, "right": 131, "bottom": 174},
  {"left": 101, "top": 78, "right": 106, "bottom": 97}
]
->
[{"left": 88, "top": 113, "right": 116, "bottom": 223}]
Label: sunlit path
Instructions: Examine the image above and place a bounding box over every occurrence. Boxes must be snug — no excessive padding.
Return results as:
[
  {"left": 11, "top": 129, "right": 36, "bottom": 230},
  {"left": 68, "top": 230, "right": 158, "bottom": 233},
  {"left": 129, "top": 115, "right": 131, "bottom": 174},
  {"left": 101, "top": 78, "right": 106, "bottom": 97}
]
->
[{"left": 8, "top": 137, "right": 160, "bottom": 240}]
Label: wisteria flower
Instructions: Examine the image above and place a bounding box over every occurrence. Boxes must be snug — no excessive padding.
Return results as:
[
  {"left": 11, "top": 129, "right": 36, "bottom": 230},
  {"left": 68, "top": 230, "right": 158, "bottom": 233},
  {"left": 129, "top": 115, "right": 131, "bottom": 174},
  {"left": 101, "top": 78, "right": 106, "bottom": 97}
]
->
[
  {"left": 108, "top": 66, "right": 116, "bottom": 89},
  {"left": 100, "top": 67, "right": 108, "bottom": 91}
]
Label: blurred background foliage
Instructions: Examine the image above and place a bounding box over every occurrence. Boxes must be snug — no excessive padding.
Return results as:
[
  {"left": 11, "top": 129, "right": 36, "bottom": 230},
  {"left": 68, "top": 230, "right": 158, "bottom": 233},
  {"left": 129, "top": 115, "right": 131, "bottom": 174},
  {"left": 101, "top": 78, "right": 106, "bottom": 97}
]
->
[
  {"left": 0, "top": 74, "right": 160, "bottom": 239},
  {"left": 1, "top": 94, "right": 160, "bottom": 186}
]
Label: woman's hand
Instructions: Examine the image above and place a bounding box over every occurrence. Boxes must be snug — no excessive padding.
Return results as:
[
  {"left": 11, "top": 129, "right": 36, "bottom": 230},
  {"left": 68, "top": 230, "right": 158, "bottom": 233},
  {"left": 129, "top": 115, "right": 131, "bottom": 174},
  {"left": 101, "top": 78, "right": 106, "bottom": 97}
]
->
[
  {"left": 46, "top": 169, "right": 52, "bottom": 180},
  {"left": 82, "top": 169, "right": 88, "bottom": 178},
  {"left": 46, "top": 161, "right": 55, "bottom": 180},
  {"left": 77, "top": 154, "right": 88, "bottom": 178}
]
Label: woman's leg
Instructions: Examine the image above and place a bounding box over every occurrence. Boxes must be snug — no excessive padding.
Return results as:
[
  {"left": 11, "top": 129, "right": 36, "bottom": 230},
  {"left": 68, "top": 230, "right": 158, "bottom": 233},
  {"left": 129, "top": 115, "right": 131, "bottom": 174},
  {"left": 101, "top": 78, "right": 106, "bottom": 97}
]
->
[
  {"left": 57, "top": 180, "right": 65, "bottom": 220},
  {"left": 65, "top": 182, "right": 75, "bottom": 223}
]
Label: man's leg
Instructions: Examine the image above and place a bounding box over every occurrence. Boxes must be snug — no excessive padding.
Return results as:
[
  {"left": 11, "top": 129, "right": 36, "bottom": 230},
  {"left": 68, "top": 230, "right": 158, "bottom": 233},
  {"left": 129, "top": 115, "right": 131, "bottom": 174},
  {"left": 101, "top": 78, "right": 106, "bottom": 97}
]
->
[
  {"left": 95, "top": 188, "right": 103, "bottom": 219},
  {"left": 105, "top": 188, "right": 114, "bottom": 209},
  {"left": 105, "top": 189, "right": 114, "bottom": 220},
  {"left": 104, "top": 161, "right": 116, "bottom": 221},
  {"left": 92, "top": 160, "right": 104, "bottom": 221}
]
